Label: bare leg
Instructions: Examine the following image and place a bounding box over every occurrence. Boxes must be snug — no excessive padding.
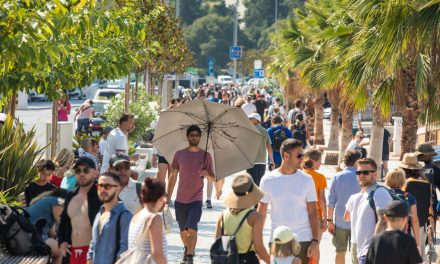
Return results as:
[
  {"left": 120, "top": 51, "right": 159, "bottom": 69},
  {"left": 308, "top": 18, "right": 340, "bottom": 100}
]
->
[
  {"left": 186, "top": 228, "right": 198, "bottom": 255},
  {"left": 336, "top": 252, "right": 346, "bottom": 264},
  {"left": 157, "top": 163, "right": 168, "bottom": 183}
]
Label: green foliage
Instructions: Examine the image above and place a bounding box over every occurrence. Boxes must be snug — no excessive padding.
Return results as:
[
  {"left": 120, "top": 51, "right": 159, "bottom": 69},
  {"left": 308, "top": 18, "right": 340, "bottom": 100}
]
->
[
  {"left": 0, "top": 116, "right": 46, "bottom": 198},
  {"left": 104, "top": 89, "right": 159, "bottom": 143},
  {"left": 179, "top": 0, "right": 208, "bottom": 26},
  {"left": 73, "top": 133, "right": 100, "bottom": 151}
]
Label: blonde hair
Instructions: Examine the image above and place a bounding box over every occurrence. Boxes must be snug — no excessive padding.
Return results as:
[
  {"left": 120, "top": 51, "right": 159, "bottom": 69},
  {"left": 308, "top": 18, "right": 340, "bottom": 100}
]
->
[
  {"left": 54, "top": 148, "right": 75, "bottom": 168},
  {"left": 270, "top": 238, "right": 301, "bottom": 257},
  {"left": 385, "top": 168, "right": 406, "bottom": 189},
  {"left": 303, "top": 149, "right": 322, "bottom": 169}
]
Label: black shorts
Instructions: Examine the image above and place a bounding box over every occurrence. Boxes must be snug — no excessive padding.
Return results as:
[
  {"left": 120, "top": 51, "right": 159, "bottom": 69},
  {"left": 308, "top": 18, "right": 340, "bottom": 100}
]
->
[
  {"left": 158, "top": 155, "right": 169, "bottom": 164},
  {"left": 174, "top": 201, "right": 203, "bottom": 231},
  {"left": 382, "top": 154, "right": 390, "bottom": 161}
]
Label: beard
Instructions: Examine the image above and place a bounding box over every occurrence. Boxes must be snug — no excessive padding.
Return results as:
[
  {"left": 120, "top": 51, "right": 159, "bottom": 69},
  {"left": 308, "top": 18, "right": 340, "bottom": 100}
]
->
[
  {"left": 77, "top": 177, "right": 94, "bottom": 187},
  {"left": 189, "top": 139, "right": 200, "bottom": 147},
  {"left": 99, "top": 192, "right": 116, "bottom": 203}
]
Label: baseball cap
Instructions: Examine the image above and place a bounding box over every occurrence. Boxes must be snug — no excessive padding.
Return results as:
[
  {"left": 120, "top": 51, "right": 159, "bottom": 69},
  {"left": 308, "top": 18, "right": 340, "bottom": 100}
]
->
[
  {"left": 248, "top": 113, "right": 261, "bottom": 123},
  {"left": 110, "top": 154, "right": 130, "bottom": 167},
  {"left": 385, "top": 200, "right": 409, "bottom": 218},
  {"left": 273, "top": 226, "right": 297, "bottom": 244},
  {"left": 73, "top": 157, "right": 96, "bottom": 170}
]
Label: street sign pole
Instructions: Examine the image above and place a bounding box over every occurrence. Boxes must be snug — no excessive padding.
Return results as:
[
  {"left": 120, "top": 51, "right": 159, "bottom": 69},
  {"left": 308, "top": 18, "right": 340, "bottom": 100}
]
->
[{"left": 232, "top": 0, "right": 238, "bottom": 84}]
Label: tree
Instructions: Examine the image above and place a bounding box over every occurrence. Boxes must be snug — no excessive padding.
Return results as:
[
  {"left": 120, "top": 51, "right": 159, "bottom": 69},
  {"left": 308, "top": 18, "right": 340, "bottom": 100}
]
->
[
  {"left": 207, "top": 0, "right": 234, "bottom": 17},
  {"left": 179, "top": 0, "right": 207, "bottom": 26}
]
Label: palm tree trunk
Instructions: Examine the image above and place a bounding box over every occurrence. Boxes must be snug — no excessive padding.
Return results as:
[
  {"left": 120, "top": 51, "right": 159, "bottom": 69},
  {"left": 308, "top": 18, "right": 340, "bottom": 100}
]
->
[
  {"left": 368, "top": 106, "right": 385, "bottom": 170},
  {"left": 338, "top": 109, "right": 353, "bottom": 166},
  {"left": 313, "top": 91, "right": 325, "bottom": 145},
  {"left": 327, "top": 88, "right": 341, "bottom": 150},
  {"left": 304, "top": 93, "right": 314, "bottom": 142},
  {"left": 400, "top": 67, "right": 419, "bottom": 158}
]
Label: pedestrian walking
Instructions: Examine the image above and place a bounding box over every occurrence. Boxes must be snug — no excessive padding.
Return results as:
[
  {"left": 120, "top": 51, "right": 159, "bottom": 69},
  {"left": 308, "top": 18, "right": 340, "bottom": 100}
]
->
[
  {"left": 270, "top": 226, "right": 301, "bottom": 264},
  {"left": 327, "top": 150, "right": 361, "bottom": 264},
  {"left": 346, "top": 158, "right": 393, "bottom": 264},
  {"left": 381, "top": 128, "right": 392, "bottom": 177},
  {"left": 417, "top": 143, "right": 440, "bottom": 219},
  {"left": 58, "top": 95, "right": 71, "bottom": 122},
  {"left": 87, "top": 172, "right": 132, "bottom": 264},
  {"left": 254, "top": 94, "right": 267, "bottom": 120},
  {"left": 241, "top": 96, "right": 257, "bottom": 116},
  {"left": 101, "top": 113, "right": 138, "bottom": 173},
  {"left": 126, "top": 177, "right": 167, "bottom": 264},
  {"left": 247, "top": 113, "right": 274, "bottom": 186},
  {"left": 78, "top": 138, "right": 99, "bottom": 170},
  {"left": 74, "top": 99, "right": 95, "bottom": 135},
  {"left": 50, "top": 149, "right": 75, "bottom": 187},
  {"left": 287, "top": 99, "right": 306, "bottom": 127},
  {"left": 365, "top": 201, "right": 422, "bottom": 264},
  {"left": 213, "top": 174, "right": 270, "bottom": 263},
  {"left": 267, "top": 116, "right": 293, "bottom": 168},
  {"left": 58, "top": 157, "right": 101, "bottom": 264},
  {"left": 346, "top": 131, "right": 368, "bottom": 158},
  {"left": 291, "top": 113, "right": 308, "bottom": 148},
  {"left": 166, "top": 125, "right": 216, "bottom": 263},
  {"left": 384, "top": 168, "right": 420, "bottom": 246},
  {"left": 24, "top": 159, "right": 56, "bottom": 206},
  {"left": 99, "top": 126, "right": 113, "bottom": 155},
  {"left": 400, "top": 152, "right": 433, "bottom": 262},
  {"left": 258, "top": 139, "right": 319, "bottom": 263}
]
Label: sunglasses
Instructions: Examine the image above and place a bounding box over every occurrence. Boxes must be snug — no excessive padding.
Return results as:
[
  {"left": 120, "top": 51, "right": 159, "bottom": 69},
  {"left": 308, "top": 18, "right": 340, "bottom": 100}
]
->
[
  {"left": 115, "top": 165, "right": 130, "bottom": 171},
  {"left": 356, "top": 170, "right": 375, "bottom": 175},
  {"left": 97, "top": 183, "right": 119, "bottom": 191},
  {"left": 75, "top": 167, "right": 90, "bottom": 174},
  {"left": 297, "top": 153, "right": 305, "bottom": 159}
]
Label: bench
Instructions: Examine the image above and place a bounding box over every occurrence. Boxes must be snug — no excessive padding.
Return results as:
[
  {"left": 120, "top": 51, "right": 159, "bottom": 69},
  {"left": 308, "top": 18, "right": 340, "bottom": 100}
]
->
[
  {"left": 0, "top": 255, "right": 49, "bottom": 264},
  {"left": 323, "top": 150, "right": 340, "bottom": 165}
]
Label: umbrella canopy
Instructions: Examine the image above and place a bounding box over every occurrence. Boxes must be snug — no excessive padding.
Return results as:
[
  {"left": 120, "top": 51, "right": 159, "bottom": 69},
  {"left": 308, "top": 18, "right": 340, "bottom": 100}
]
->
[{"left": 152, "top": 98, "right": 264, "bottom": 180}]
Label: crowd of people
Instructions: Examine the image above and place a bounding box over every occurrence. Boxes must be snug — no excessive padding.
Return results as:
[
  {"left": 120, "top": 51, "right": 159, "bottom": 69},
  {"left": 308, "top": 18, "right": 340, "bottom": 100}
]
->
[{"left": 14, "top": 83, "right": 440, "bottom": 264}]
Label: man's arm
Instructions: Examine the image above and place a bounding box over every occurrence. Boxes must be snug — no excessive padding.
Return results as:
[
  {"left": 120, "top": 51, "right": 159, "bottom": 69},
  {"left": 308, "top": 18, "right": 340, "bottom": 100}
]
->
[
  {"left": 166, "top": 169, "right": 178, "bottom": 204},
  {"left": 306, "top": 201, "right": 320, "bottom": 259},
  {"left": 266, "top": 143, "right": 274, "bottom": 165},
  {"left": 374, "top": 210, "right": 387, "bottom": 235},
  {"left": 117, "top": 212, "right": 132, "bottom": 257},
  {"left": 257, "top": 202, "right": 268, "bottom": 225}
]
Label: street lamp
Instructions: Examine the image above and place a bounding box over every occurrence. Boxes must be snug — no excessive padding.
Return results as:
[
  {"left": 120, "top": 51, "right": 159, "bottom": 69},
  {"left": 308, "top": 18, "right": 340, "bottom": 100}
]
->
[{"left": 232, "top": 0, "right": 238, "bottom": 84}]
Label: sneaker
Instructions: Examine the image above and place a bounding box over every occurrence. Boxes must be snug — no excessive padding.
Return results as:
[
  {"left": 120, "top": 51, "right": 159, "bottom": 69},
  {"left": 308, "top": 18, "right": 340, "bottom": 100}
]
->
[
  {"left": 206, "top": 199, "right": 212, "bottom": 209},
  {"left": 180, "top": 247, "right": 187, "bottom": 263}
]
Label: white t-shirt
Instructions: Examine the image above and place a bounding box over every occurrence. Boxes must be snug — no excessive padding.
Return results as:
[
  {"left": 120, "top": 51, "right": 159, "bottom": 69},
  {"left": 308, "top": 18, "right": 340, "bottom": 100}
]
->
[
  {"left": 119, "top": 178, "right": 142, "bottom": 215},
  {"left": 353, "top": 185, "right": 392, "bottom": 258},
  {"left": 346, "top": 139, "right": 359, "bottom": 151},
  {"left": 287, "top": 108, "right": 307, "bottom": 123},
  {"left": 99, "top": 139, "right": 107, "bottom": 155},
  {"left": 260, "top": 169, "right": 317, "bottom": 242},
  {"left": 241, "top": 103, "right": 257, "bottom": 116},
  {"left": 345, "top": 192, "right": 363, "bottom": 243},
  {"left": 101, "top": 128, "right": 128, "bottom": 173}
]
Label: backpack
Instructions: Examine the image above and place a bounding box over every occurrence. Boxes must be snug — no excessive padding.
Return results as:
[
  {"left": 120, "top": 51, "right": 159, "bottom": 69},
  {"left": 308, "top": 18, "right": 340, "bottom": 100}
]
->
[
  {"left": 273, "top": 128, "right": 288, "bottom": 152},
  {"left": 289, "top": 110, "right": 302, "bottom": 124},
  {"left": 210, "top": 210, "right": 254, "bottom": 264},
  {"left": 292, "top": 126, "right": 307, "bottom": 148},
  {"left": 0, "top": 205, "right": 51, "bottom": 255},
  {"left": 368, "top": 186, "right": 412, "bottom": 231}
]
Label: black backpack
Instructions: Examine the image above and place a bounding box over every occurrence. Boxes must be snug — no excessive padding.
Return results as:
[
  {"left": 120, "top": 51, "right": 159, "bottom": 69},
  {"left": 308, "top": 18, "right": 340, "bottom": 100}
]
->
[
  {"left": 292, "top": 127, "right": 307, "bottom": 148},
  {"left": 0, "top": 205, "right": 51, "bottom": 255},
  {"left": 210, "top": 210, "right": 254, "bottom": 264},
  {"left": 273, "top": 128, "right": 288, "bottom": 152}
]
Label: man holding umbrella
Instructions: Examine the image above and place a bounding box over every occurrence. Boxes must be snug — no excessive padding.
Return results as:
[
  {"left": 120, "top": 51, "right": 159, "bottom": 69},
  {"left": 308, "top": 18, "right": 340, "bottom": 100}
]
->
[{"left": 167, "top": 125, "right": 217, "bottom": 264}]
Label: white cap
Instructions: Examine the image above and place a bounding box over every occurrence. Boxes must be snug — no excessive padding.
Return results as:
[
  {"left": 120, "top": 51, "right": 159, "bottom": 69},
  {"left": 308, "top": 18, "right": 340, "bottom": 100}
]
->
[{"left": 248, "top": 113, "right": 261, "bottom": 123}]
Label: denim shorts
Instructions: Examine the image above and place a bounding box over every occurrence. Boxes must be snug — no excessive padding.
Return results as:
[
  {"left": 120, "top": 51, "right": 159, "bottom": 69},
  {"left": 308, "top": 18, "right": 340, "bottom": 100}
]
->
[{"left": 174, "top": 201, "right": 203, "bottom": 231}]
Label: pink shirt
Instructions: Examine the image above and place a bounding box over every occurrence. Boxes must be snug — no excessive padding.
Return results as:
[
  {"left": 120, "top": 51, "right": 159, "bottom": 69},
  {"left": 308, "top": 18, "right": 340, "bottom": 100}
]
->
[
  {"left": 58, "top": 103, "right": 71, "bottom": 121},
  {"left": 78, "top": 103, "right": 94, "bottom": 119},
  {"left": 171, "top": 148, "right": 213, "bottom": 203}
]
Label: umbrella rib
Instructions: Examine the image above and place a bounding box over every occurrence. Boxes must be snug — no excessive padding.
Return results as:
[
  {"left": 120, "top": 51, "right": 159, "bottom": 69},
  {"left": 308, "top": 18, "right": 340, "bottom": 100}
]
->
[
  {"left": 162, "top": 110, "right": 206, "bottom": 124},
  {"left": 211, "top": 108, "right": 237, "bottom": 123}
]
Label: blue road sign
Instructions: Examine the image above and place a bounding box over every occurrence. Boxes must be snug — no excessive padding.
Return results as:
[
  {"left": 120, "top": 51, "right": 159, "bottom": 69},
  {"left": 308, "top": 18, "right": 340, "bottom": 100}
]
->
[
  {"left": 208, "top": 58, "right": 215, "bottom": 66},
  {"left": 208, "top": 58, "right": 215, "bottom": 76},
  {"left": 253, "top": 68, "right": 264, "bottom": 79},
  {"left": 229, "top": 46, "right": 241, "bottom": 59}
]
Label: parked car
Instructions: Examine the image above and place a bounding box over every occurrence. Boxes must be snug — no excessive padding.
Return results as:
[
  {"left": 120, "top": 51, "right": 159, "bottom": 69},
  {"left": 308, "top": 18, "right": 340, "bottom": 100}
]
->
[
  {"left": 217, "top": 75, "right": 233, "bottom": 85},
  {"left": 106, "top": 79, "right": 124, "bottom": 89},
  {"left": 94, "top": 88, "right": 123, "bottom": 100},
  {"left": 67, "top": 88, "right": 86, "bottom": 100},
  {"left": 29, "top": 90, "right": 47, "bottom": 102},
  {"left": 323, "top": 107, "right": 331, "bottom": 119}
]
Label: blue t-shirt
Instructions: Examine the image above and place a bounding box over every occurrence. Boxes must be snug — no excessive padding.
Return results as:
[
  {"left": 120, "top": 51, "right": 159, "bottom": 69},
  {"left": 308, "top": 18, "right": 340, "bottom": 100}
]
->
[
  {"left": 27, "top": 196, "right": 64, "bottom": 236},
  {"left": 267, "top": 125, "right": 293, "bottom": 165},
  {"left": 61, "top": 175, "right": 77, "bottom": 191}
]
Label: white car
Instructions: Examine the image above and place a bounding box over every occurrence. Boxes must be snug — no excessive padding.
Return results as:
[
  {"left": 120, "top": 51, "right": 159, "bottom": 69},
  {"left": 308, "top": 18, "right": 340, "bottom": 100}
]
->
[
  {"left": 94, "top": 88, "right": 124, "bottom": 100},
  {"left": 217, "top": 75, "right": 233, "bottom": 85},
  {"left": 106, "top": 79, "right": 124, "bottom": 89}
]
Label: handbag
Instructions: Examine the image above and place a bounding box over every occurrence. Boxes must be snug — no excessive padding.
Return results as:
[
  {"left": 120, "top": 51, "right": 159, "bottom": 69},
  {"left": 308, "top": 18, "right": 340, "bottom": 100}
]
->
[
  {"left": 115, "top": 215, "right": 156, "bottom": 264},
  {"left": 163, "top": 205, "right": 173, "bottom": 234}
]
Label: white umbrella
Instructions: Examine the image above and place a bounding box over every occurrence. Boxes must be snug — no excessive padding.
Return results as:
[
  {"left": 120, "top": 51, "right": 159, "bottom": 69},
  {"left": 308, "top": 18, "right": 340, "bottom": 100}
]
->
[{"left": 152, "top": 98, "right": 264, "bottom": 180}]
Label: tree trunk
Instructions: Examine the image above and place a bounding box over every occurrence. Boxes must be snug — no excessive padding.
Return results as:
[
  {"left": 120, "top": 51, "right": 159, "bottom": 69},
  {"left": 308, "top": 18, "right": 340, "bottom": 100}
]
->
[
  {"left": 158, "top": 76, "right": 163, "bottom": 100},
  {"left": 124, "top": 73, "right": 130, "bottom": 113},
  {"left": 368, "top": 106, "right": 385, "bottom": 171},
  {"left": 134, "top": 70, "right": 139, "bottom": 101},
  {"left": 338, "top": 109, "right": 353, "bottom": 166},
  {"left": 400, "top": 67, "right": 419, "bottom": 158},
  {"left": 51, "top": 100, "right": 58, "bottom": 159},
  {"left": 327, "top": 88, "right": 341, "bottom": 150},
  {"left": 8, "top": 91, "right": 17, "bottom": 119},
  {"left": 304, "top": 93, "right": 314, "bottom": 142},
  {"left": 313, "top": 91, "right": 325, "bottom": 145},
  {"left": 167, "top": 79, "right": 173, "bottom": 106}
]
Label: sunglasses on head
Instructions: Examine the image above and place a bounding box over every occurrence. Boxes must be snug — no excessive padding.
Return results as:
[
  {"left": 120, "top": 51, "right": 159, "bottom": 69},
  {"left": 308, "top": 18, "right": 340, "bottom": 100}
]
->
[
  {"left": 115, "top": 164, "right": 130, "bottom": 171},
  {"left": 356, "top": 170, "right": 375, "bottom": 175},
  {"left": 75, "top": 167, "right": 90, "bottom": 174},
  {"left": 97, "top": 183, "right": 119, "bottom": 191}
]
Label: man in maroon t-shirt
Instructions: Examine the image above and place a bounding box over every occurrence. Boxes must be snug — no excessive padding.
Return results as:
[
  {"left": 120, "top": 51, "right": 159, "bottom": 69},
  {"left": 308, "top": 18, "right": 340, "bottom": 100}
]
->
[{"left": 167, "top": 125, "right": 215, "bottom": 264}]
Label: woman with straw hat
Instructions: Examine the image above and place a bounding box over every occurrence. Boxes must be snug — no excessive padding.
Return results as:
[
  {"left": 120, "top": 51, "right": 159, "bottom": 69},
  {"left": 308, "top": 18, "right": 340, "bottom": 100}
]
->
[
  {"left": 400, "top": 152, "right": 433, "bottom": 261},
  {"left": 214, "top": 174, "right": 270, "bottom": 263}
]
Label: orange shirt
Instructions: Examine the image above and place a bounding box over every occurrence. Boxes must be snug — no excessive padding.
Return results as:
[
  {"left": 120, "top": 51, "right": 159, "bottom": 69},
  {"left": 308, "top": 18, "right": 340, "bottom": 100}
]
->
[{"left": 304, "top": 169, "right": 327, "bottom": 219}]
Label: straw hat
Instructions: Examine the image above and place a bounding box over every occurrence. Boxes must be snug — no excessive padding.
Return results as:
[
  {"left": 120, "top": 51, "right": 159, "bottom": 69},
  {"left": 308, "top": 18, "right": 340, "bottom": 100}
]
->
[
  {"left": 416, "top": 143, "right": 437, "bottom": 156},
  {"left": 399, "top": 153, "right": 423, "bottom": 170},
  {"left": 224, "top": 174, "right": 264, "bottom": 209}
]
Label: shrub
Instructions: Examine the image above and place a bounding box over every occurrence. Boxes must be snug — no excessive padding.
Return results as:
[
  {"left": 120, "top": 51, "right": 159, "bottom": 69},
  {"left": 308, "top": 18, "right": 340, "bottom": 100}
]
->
[
  {"left": 104, "top": 89, "right": 159, "bottom": 143},
  {"left": 0, "top": 116, "right": 46, "bottom": 198}
]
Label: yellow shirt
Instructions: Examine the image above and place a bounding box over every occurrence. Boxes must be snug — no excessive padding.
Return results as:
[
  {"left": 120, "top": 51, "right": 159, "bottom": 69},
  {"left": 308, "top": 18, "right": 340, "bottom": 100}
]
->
[
  {"left": 223, "top": 208, "right": 254, "bottom": 253},
  {"left": 304, "top": 169, "right": 327, "bottom": 219}
]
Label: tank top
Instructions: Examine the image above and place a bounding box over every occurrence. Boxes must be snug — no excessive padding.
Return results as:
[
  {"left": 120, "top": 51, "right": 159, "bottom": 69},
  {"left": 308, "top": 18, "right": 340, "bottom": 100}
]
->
[
  {"left": 127, "top": 208, "right": 167, "bottom": 255},
  {"left": 272, "top": 256, "right": 297, "bottom": 264},
  {"left": 223, "top": 208, "right": 254, "bottom": 254}
]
